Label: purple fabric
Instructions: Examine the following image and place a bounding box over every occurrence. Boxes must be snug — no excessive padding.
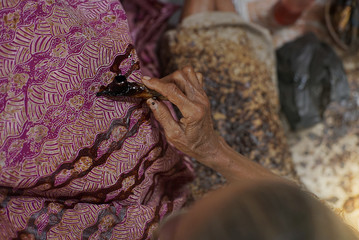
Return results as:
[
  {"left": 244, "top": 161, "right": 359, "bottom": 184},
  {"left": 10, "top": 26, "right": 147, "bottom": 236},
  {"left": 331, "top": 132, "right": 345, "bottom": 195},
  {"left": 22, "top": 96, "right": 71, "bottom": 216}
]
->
[
  {"left": 0, "top": 0, "right": 192, "bottom": 239},
  {"left": 122, "top": 0, "right": 179, "bottom": 77}
]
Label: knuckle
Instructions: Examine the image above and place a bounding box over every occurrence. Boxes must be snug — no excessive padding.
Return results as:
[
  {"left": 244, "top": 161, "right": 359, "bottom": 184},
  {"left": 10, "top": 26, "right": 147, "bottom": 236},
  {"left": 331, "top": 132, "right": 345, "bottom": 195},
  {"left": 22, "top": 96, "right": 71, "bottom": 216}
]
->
[
  {"left": 166, "top": 129, "right": 182, "bottom": 140},
  {"left": 196, "top": 106, "right": 206, "bottom": 118},
  {"left": 190, "top": 104, "right": 205, "bottom": 119},
  {"left": 197, "top": 94, "right": 210, "bottom": 108},
  {"left": 169, "top": 83, "right": 181, "bottom": 95},
  {"left": 162, "top": 83, "right": 179, "bottom": 98},
  {"left": 182, "top": 65, "right": 194, "bottom": 74},
  {"left": 172, "top": 71, "right": 184, "bottom": 80},
  {"left": 156, "top": 109, "right": 167, "bottom": 120}
]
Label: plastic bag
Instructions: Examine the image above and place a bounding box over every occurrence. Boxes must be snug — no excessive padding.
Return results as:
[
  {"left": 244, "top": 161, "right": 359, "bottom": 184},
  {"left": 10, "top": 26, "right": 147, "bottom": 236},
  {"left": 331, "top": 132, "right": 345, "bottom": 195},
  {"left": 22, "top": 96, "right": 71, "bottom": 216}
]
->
[{"left": 276, "top": 33, "right": 350, "bottom": 130}]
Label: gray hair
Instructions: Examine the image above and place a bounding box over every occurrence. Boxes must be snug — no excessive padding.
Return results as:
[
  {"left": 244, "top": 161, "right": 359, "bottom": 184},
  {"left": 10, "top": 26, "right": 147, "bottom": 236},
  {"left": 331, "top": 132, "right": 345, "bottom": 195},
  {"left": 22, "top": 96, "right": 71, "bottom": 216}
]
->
[{"left": 189, "top": 182, "right": 359, "bottom": 240}]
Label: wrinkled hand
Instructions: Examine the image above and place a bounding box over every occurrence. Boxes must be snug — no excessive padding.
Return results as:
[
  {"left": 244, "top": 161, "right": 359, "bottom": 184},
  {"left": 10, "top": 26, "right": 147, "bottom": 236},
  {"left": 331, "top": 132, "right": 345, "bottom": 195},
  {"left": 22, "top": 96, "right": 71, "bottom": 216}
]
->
[{"left": 142, "top": 66, "right": 220, "bottom": 162}]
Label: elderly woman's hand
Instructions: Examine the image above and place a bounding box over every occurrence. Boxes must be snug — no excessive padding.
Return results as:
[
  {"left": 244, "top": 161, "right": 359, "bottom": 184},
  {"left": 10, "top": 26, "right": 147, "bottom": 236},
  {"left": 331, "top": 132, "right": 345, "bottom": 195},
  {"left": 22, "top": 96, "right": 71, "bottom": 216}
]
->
[
  {"left": 142, "top": 67, "right": 220, "bottom": 163},
  {"left": 143, "top": 67, "right": 282, "bottom": 183}
]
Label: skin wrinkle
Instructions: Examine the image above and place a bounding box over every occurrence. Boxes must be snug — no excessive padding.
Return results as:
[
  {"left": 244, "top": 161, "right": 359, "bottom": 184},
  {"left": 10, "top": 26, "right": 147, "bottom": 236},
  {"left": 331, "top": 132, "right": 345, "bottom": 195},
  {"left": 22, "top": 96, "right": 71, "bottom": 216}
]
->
[
  {"left": 142, "top": 67, "right": 281, "bottom": 184},
  {"left": 142, "top": 0, "right": 359, "bottom": 237},
  {"left": 144, "top": 67, "right": 332, "bottom": 240}
]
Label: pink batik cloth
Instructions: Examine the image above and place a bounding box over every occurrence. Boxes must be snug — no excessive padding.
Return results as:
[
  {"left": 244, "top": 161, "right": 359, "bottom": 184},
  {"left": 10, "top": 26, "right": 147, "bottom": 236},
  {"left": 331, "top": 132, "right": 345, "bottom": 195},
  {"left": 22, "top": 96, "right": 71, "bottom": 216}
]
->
[{"left": 0, "top": 0, "right": 193, "bottom": 239}]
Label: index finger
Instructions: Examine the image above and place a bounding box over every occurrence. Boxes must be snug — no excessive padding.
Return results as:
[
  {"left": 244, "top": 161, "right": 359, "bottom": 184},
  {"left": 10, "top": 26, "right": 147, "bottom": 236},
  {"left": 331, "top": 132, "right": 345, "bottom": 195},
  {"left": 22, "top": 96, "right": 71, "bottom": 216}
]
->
[
  {"left": 156, "top": 68, "right": 202, "bottom": 101},
  {"left": 142, "top": 77, "right": 198, "bottom": 118}
]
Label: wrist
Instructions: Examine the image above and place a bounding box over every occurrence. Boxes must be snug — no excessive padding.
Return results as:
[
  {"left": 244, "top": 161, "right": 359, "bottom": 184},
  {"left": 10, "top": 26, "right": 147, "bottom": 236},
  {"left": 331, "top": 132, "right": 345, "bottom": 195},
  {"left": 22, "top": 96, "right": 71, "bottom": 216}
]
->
[
  {"left": 194, "top": 134, "right": 285, "bottom": 183},
  {"left": 196, "top": 135, "right": 235, "bottom": 170}
]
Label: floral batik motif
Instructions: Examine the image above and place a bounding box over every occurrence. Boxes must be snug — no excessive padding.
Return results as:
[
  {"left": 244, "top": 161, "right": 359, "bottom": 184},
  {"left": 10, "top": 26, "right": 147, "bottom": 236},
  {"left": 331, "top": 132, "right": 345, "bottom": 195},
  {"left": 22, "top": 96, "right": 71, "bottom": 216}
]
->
[{"left": 0, "top": 1, "right": 193, "bottom": 239}]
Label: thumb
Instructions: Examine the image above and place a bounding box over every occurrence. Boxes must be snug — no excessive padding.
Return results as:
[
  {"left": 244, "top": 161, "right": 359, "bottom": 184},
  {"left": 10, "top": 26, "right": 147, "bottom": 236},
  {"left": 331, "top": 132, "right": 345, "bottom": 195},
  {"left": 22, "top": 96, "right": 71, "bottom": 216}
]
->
[{"left": 147, "top": 98, "right": 182, "bottom": 139}]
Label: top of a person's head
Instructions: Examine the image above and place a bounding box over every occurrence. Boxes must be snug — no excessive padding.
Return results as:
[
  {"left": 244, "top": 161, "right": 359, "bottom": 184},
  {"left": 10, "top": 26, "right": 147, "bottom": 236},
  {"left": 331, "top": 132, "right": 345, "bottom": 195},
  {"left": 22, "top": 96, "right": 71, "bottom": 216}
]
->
[{"left": 172, "top": 181, "right": 359, "bottom": 240}]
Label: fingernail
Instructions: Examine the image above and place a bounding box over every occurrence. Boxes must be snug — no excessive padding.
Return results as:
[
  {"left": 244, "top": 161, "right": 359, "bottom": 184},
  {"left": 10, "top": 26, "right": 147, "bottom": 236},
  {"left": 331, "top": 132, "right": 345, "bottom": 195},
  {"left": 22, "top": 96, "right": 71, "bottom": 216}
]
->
[
  {"left": 147, "top": 98, "right": 157, "bottom": 109},
  {"left": 142, "top": 76, "right": 151, "bottom": 81}
]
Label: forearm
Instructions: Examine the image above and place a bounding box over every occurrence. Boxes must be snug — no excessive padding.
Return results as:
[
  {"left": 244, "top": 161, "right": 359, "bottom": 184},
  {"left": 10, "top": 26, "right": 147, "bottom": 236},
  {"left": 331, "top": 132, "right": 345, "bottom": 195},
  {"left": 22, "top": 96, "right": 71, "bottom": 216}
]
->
[
  {"left": 199, "top": 136, "right": 284, "bottom": 183},
  {"left": 142, "top": 68, "right": 288, "bottom": 185}
]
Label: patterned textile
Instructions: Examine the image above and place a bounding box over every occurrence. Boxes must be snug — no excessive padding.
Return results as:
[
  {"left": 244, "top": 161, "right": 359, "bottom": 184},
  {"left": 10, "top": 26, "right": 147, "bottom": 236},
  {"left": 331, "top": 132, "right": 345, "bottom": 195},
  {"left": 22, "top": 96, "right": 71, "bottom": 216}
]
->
[
  {"left": 122, "top": 0, "right": 178, "bottom": 78},
  {"left": 0, "top": 0, "right": 193, "bottom": 239}
]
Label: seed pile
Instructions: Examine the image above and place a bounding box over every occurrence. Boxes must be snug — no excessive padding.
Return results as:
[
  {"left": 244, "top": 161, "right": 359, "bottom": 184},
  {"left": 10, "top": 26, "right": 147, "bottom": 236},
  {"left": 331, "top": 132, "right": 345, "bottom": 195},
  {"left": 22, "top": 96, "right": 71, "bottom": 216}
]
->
[{"left": 161, "top": 24, "right": 300, "bottom": 199}]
